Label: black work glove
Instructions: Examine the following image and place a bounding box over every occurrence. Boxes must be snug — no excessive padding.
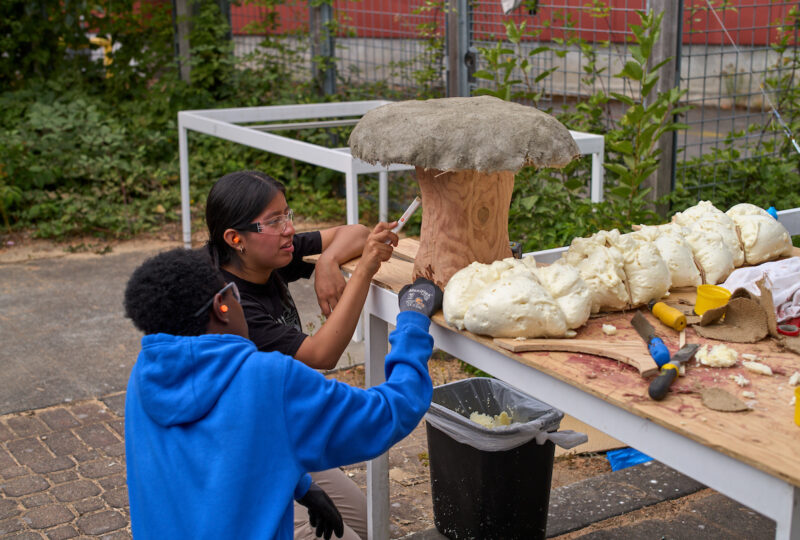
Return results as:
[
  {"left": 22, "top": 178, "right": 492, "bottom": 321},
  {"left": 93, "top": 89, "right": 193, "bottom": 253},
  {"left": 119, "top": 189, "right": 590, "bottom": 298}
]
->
[
  {"left": 297, "top": 482, "right": 344, "bottom": 540},
  {"left": 398, "top": 277, "right": 444, "bottom": 318}
]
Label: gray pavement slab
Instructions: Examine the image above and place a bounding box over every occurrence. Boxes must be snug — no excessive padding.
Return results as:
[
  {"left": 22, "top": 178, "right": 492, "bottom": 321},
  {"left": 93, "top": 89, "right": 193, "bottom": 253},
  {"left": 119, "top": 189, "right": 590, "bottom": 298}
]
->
[
  {"left": 546, "top": 460, "right": 705, "bottom": 536},
  {"left": 0, "top": 245, "right": 364, "bottom": 416},
  {"left": 0, "top": 249, "right": 162, "bottom": 415},
  {"left": 404, "top": 460, "right": 776, "bottom": 540},
  {"left": 0, "top": 396, "right": 130, "bottom": 538}
]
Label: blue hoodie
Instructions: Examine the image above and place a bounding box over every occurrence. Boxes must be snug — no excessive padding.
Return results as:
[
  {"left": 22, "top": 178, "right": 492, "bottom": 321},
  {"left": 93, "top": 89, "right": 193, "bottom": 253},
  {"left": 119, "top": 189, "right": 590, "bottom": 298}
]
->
[{"left": 125, "top": 311, "right": 434, "bottom": 539}]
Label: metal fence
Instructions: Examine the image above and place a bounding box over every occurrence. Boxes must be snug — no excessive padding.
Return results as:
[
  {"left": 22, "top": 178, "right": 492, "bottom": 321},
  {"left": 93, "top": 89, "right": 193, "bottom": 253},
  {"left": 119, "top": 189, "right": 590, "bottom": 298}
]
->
[{"left": 227, "top": 0, "right": 799, "bottom": 194}]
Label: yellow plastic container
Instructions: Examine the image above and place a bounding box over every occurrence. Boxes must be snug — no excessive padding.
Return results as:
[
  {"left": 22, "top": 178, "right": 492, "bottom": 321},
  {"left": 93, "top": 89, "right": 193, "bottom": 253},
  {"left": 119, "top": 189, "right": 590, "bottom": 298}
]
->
[
  {"left": 795, "top": 387, "right": 800, "bottom": 427},
  {"left": 694, "top": 284, "right": 732, "bottom": 315}
]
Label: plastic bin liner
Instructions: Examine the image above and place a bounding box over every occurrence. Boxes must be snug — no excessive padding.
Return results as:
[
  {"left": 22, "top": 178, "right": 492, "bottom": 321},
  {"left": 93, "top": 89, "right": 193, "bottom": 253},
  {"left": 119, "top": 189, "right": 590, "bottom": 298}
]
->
[{"left": 424, "top": 378, "right": 587, "bottom": 452}]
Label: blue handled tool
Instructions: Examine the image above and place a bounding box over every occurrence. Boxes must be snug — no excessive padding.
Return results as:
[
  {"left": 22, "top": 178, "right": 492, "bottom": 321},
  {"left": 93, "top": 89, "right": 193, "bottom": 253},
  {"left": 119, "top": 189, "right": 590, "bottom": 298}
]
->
[
  {"left": 648, "top": 343, "right": 700, "bottom": 400},
  {"left": 631, "top": 311, "right": 671, "bottom": 368}
]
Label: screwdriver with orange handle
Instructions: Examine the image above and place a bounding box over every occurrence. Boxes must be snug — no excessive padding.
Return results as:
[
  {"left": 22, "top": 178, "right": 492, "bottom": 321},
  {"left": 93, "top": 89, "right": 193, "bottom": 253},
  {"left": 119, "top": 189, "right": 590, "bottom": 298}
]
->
[{"left": 647, "top": 300, "right": 686, "bottom": 332}]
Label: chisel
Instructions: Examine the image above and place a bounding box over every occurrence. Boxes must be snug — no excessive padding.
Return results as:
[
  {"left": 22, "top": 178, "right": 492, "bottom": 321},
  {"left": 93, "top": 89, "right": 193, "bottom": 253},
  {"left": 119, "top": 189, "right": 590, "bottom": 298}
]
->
[
  {"left": 386, "top": 196, "right": 421, "bottom": 243},
  {"left": 631, "top": 311, "right": 671, "bottom": 368},
  {"left": 648, "top": 343, "right": 700, "bottom": 400}
]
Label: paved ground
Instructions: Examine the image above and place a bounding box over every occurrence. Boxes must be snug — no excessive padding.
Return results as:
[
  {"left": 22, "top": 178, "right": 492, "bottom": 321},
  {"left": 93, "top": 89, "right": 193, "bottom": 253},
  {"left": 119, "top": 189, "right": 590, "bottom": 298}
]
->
[
  {"left": 0, "top": 236, "right": 363, "bottom": 416},
  {"left": 0, "top": 235, "right": 780, "bottom": 538}
]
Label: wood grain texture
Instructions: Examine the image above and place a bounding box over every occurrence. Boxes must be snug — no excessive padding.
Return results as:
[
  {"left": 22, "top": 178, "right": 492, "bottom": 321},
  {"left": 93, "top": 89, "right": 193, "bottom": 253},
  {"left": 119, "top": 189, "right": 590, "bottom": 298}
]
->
[
  {"left": 494, "top": 337, "right": 659, "bottom": 376},
  {"left": 413, "top": 167, "right": 514, "bottom": 288}
]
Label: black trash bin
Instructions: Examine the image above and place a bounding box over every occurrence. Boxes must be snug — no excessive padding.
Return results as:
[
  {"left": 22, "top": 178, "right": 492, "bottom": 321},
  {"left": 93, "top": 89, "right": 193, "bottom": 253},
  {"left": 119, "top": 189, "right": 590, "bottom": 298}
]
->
[{"left": 424, "top": 378, "right": 569, "bottom": 540}]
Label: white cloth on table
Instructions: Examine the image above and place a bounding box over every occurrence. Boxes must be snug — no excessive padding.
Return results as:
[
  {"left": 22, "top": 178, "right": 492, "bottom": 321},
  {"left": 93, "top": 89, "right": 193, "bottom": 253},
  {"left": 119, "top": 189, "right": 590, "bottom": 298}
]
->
[{"left": 721, "top": 257, "right": 800, "bottom": 323}]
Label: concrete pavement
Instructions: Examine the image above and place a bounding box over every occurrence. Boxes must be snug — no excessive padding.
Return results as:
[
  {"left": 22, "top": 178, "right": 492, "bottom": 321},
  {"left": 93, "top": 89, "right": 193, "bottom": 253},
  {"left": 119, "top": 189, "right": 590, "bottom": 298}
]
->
[{"left": 0, "top": 242, "right": 364, "bottom": 416}]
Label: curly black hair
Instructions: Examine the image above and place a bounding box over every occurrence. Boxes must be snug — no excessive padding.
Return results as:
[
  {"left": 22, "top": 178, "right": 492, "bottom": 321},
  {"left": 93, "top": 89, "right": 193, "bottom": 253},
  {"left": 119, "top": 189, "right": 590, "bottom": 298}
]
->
[{"left": 124, "top": 248, "right": 226, "bottom": 336}]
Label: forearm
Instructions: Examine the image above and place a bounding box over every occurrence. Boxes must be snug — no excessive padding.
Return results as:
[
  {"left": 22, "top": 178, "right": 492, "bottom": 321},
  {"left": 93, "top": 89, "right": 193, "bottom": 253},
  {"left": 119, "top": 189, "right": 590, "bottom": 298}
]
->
[
  {"left": 317, "top": 224, "right": 369, "bottom": 266},
  {"left": 299, "top": 222, "right": 395, "bottom": 369},
  {"left": 295, "top": 265, "right": 373, "bottom": 369},
  {"left": 287, "top": 312, "right": 434, "bottom": 472},
  {"left": 314, "top": 224, "right": 370, "bottom": 316}
]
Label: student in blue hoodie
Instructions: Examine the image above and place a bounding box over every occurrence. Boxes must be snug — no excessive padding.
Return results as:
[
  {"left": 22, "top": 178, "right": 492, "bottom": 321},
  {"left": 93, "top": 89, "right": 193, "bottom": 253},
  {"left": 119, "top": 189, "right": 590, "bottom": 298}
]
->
[
  {"left": 204, "top": 170, "right": 394, "bottom": 539},
  {"left": 123, "top": 246, "right": 443, "bottom": 540}
]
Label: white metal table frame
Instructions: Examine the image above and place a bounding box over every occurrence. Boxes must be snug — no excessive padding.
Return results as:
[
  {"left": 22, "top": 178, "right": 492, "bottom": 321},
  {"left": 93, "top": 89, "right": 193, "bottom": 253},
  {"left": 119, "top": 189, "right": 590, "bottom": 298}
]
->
[
  {"left": 177, "top": 101, "right": 605, "bottom": 249},
  {"left": 361, "top": 249, "right": 800, "bottom": 540}
]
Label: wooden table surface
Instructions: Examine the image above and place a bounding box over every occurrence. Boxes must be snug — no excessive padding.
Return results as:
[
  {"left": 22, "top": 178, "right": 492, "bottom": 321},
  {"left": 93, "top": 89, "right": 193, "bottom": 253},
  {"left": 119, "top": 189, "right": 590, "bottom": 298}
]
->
[{"left": 321, "top": 239, "right": 800, "bottom": 488}]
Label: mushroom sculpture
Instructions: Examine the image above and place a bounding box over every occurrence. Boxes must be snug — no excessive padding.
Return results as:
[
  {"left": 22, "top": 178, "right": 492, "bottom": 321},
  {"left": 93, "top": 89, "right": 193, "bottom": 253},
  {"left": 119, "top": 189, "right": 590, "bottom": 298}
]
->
[{"left": 349, "top": 95, "right": 581, "bottom": 287}]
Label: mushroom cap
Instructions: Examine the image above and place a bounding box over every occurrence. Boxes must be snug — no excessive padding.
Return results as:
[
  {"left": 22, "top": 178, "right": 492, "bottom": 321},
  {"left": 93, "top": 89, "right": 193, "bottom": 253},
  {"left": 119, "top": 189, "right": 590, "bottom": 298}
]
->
[{"left": 349, "top": 95, "right": 581, "bottom": 173}]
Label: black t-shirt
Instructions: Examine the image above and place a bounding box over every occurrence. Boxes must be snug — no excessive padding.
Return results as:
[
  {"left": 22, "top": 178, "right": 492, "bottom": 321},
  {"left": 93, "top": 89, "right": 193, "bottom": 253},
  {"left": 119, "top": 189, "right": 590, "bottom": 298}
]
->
[{"left": 221, "top": 231, "right": 322, "bottom": 356}]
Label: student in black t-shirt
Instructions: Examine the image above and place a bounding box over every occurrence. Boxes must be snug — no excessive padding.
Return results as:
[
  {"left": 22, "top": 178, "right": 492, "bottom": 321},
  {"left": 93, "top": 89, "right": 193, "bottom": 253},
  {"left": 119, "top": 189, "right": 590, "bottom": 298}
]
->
[{"left": 205, "top": 170, "right": 400, "bottom": 540}]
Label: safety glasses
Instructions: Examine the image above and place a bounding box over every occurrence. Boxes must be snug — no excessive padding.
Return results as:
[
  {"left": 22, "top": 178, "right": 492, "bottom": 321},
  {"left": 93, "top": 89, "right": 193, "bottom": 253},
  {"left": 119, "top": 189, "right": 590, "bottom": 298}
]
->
[
  {"left": 239, "top": 209, "right": 294, "bottom": 235},
  {"left": 193, "top": 282, "right": 240, "bottom": 317}
]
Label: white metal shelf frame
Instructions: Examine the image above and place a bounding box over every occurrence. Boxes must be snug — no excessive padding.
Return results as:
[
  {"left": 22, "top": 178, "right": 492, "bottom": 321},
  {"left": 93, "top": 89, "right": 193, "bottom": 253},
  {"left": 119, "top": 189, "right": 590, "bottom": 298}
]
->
[{"left": 177, "top": 100, "right": 605, "bottom": 249}]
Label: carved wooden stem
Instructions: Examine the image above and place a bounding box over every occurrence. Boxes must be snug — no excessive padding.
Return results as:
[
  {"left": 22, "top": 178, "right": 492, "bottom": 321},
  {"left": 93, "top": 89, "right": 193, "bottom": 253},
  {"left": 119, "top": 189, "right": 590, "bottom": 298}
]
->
[{"left": 413, "top": 166, "right": 514, "bottom": 288}]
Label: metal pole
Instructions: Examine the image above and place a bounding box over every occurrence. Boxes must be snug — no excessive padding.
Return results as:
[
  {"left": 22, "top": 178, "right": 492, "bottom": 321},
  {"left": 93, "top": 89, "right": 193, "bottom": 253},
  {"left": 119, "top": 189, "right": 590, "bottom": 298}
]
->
[
  {"left": 178, "top": 115, "right": 192, "bottom": 250},
  {"left": 365, "top": 308, "right": 390, "bottom": 540},
  {"left": 172, "top": 0, "right": 192, "bottom": 83},
  {"left": 309, "top": 1, "right": 336, "bottom": 96},
  {"left": 445, "top": 0, "right": 470, "bottom": 97},
  {"left": 646, "top": 0, "right": 681, "bottom": 218},
  {"left": 670, "top": 1, "right": 684, "bottom": 196},
  {"left": 446, "top": 0, "right": 459, "bottom": 96},
  {"left": 218, "top": 0, "right": 232, "bottom": 42},
  {"left": 458, "top": 0, "right": 471, "bottom": 97}
]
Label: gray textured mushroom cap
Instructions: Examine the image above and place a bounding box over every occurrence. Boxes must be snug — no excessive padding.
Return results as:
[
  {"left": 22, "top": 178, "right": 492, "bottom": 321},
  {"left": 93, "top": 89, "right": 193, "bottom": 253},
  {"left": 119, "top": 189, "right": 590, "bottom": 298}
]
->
[{"left": 349, "top": 95, "right": 580, "bottom": 173}]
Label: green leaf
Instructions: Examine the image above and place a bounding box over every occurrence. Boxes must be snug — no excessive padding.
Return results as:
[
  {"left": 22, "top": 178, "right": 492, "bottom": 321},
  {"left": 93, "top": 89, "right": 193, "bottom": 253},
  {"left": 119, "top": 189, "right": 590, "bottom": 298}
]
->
[
  {"left": 608, "top": 140, "right": 634, "bottom": 154},
  {"left": 472, "top": 71, "right": 496, "bottom": 81},
  {"left": 610, "top": 186, "right": 632, "bottom": 198},
  {"left": 609, "top": 92, "right": 636, "bottom": 106},
  {"left": 604, "top": 163, "right": 629, "bottom": 176},
  {"left": 534, "top": 67, "right": 558, "bottom": 83},
  {"left": 619, "top": 61, "right": 644, "bottom": 81},
  {"left": 629, "top": 45, "right": 645, "bottom": 65}
]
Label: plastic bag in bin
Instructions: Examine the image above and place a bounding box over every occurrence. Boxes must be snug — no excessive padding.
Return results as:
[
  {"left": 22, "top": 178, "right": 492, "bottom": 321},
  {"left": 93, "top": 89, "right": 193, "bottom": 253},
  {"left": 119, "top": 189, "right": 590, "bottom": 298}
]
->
[{"left": 424, "top": 378, "right": 588, "bottom": 452}]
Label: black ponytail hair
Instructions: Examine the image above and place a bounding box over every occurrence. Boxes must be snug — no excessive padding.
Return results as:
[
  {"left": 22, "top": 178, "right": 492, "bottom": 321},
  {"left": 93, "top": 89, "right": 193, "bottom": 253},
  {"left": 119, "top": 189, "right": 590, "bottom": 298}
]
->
[{"left": 205, "top": 170, "right": 286, "bottom": 267}]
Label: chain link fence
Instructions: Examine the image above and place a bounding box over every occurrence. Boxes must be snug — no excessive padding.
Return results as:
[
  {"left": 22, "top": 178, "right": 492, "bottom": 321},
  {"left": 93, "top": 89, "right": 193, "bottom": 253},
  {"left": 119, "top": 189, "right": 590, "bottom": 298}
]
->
[{"left": 226, "top": 0, "right": 798, "bottom": 195}]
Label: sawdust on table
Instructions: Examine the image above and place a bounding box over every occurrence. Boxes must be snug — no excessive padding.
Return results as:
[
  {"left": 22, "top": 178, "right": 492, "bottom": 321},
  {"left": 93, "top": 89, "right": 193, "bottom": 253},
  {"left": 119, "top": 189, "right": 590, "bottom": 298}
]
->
[{"left": 700, "top": 387, "right": 750, "bottom": 412}]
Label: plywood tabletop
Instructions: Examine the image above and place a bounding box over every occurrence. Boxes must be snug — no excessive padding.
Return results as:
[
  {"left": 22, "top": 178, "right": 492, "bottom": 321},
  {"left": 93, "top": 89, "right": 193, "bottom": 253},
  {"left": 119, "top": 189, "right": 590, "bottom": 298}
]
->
[{"left": 311, "top": 239, "right": 800, "bottom": 486}]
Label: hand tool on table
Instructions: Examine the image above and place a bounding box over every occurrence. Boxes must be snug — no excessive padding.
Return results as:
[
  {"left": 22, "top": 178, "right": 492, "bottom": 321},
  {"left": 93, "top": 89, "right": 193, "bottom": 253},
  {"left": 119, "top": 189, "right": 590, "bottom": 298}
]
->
[
  {"left": 647, "top": 299, "right": 686, "bottom": 332},
  {"left": 388, "top": 196, "right": 421, "bottom": 241},
  {"left": 631, "top": 311, "right": 671, "bottom": 368},
  {"left": 648, "top": 343, "right": 700, "bottom": 400}
]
